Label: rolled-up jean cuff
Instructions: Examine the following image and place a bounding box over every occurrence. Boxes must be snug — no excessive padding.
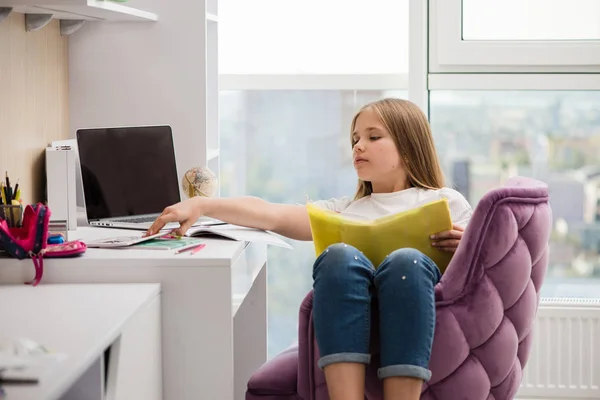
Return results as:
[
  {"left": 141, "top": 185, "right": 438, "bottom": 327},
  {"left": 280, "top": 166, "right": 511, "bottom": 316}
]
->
[
  {"left": 317, "top": 353, "right": 371, "bottom": 369},
  {"left": 377, "top": 364, "right": 432, "bottom": 381}
]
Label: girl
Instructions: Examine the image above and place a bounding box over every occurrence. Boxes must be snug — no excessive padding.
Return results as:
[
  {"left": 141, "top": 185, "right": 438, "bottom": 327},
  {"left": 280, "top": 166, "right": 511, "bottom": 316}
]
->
[{"left": 147, "top": 98, "right": 473, "bottom": 400}]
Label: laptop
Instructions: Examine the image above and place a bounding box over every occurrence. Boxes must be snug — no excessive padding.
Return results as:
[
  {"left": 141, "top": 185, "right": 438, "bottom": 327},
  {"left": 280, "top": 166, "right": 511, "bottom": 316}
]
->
[{"left": 76, "top": 125, "right": 214, "bottom": 231}]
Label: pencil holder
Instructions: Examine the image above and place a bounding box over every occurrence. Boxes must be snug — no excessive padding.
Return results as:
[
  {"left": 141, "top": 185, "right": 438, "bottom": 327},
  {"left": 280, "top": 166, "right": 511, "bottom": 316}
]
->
[{"left": 0, "top": 204, "right": 23, "bottom": 228}]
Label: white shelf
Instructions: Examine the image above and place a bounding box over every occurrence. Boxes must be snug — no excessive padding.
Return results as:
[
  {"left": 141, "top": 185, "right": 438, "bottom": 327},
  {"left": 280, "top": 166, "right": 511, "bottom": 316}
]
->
[
  {"left": 205, "top": 12, "right": 217, "bottom": 22},
  {"left": 2, "top": 0, "right": 158, "bottom": 21}
]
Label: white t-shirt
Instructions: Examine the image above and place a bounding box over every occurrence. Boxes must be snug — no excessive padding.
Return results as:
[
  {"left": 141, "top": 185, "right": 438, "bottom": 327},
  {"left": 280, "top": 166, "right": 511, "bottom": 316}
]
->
[{"left": 311, "top": 187, "right": 473, "bottom": 228}]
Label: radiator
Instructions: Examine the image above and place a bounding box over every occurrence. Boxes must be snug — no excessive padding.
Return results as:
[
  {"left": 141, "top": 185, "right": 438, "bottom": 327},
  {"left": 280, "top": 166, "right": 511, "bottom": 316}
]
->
[{"left": 517, "top": 297, "right": 600, "bottom": 399}]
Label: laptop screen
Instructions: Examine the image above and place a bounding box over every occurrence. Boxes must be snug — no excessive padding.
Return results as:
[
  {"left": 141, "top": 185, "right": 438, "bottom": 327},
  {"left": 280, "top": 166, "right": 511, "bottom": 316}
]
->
[{"left": 76, "top": 125, "right": 181, "bottom": 221}]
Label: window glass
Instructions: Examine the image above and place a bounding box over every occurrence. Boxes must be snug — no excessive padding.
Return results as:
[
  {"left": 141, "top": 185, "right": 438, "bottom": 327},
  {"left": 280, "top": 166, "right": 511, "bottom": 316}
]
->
[
  {"left": 220, "top": 90, "right": 408, "bottom": 356},
  {"left": 430, "top": 90, "right": 600, "bottom": 299},
  {"left": 219, "top": 0, "right": 409, "bottom": 74},
  {"left": 462, "top": 0, "right": 600, "bottom": 41}
]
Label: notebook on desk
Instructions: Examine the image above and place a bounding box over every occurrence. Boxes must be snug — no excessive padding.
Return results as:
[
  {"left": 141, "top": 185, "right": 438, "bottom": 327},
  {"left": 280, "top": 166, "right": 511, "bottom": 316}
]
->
[
  {"left": 76, "top": 125, "right": 216, "bottom": 231},
  {"left": 184, "top": 224, "right": 292, "bottom": 249}
]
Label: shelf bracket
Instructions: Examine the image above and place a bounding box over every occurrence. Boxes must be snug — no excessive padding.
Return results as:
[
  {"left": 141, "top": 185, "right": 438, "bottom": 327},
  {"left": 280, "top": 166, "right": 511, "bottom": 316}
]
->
[
  {"left": 60, "top": 19, "right": 86, "bottom": 36},
  {"left": 0, "top": 7, "right": 12, "bottom": 24},
  {"left": 25, "top": 13, "right": 53, "bottom": 32}
]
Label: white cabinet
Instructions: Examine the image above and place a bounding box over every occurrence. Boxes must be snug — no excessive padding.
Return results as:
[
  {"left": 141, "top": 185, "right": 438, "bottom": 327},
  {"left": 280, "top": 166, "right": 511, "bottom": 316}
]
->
[{"left": 0, "top": 0, "right": 157, "bottom": 21}]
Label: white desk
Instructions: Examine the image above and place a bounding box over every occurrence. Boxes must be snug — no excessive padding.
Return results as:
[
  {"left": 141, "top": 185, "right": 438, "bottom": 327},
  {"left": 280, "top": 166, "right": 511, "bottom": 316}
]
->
[
  {"left": 0, "top": 284, "right": 161, "bottom": 400},
  {"left": 0, "top": 227, "right": 269, "bottom": 400}
]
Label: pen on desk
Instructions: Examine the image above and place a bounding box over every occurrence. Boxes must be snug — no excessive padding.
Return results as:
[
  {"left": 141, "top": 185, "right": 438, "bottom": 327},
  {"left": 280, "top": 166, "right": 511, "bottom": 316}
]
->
[
  {"left": 190, "top": 243, "right": 206, "bottom": 255},
  {"left": 175, "top": 242, "right": 205, "bottom": 255},
  {"left": 12, "top": 181, "right": 18, "bottom": 200}
]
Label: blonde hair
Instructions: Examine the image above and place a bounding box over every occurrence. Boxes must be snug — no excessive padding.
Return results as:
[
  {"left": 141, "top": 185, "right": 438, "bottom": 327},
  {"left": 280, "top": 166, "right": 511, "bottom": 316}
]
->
[{"left": 351, "top": 98, "right": 445, "bottom": 200}]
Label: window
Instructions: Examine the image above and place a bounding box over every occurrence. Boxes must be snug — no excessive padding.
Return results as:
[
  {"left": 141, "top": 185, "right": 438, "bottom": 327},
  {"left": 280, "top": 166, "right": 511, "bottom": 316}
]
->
[
  {"left": 220, "top": 90, "right": 407, "bottom": 356},
  {"left": 219, "top": 0, "right": 408, "bottom": 74},
  {"left": 217, "top": 0, "right": 600, "bottom": 363},
  {"left": 430, "top": 90, "right": 600, "bottom": 298},
  {"left": 427, "top": 0, "right": 600, "bottom": 312},
  {"left": 430, "top": 0, "right": 600, "bottom": 70},
  {"left": 462, "top": 0, "right": 600, "bottom": 41}
]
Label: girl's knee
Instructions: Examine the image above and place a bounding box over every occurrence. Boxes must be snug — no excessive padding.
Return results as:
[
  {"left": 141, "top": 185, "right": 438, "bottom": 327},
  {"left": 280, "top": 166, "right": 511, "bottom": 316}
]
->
[
  {"left": 313, "top": 243, "right": 372, "bottom": 281},
  {"left": 377, "top": 248, "right": 441, "bottom": 282},
  {"left": 387, "top": 248, "right": 423, "bottom": 265},
  {"left": 323, "top": 242, "right": 359, "bottom": 257}
]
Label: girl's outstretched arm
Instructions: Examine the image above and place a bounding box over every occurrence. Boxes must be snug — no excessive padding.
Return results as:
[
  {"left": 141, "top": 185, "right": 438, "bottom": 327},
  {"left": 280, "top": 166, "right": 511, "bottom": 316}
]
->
[{"left": 147, "top": 196, "right": 312, "bottom": 241}]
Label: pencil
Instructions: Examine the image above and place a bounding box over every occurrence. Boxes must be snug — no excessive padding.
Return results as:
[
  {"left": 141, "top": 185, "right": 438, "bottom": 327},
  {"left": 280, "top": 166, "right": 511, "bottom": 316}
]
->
[{"left": 175, "top": 242, "right": 205, "bottom": 254}]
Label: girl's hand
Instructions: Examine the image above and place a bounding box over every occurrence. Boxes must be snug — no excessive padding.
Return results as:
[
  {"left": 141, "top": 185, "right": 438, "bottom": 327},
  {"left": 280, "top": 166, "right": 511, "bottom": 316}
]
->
[
  {"left": 430, "top": 224, "right": 464, "bottom": 253},
  {"left": 146, "top": 197, "right": 205, "bottom": 236}
]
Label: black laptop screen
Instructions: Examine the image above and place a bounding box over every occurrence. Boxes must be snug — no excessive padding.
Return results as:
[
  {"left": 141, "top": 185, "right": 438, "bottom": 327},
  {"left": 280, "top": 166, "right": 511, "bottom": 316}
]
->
[{"left": 76, "top": 125, "right": 181, "bottom": 221}]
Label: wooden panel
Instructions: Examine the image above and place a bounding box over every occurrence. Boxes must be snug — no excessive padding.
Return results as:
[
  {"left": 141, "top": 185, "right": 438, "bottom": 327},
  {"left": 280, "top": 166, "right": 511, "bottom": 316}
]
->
[{"left": 0, "top": 12, "right": 69, "bottom": 204}]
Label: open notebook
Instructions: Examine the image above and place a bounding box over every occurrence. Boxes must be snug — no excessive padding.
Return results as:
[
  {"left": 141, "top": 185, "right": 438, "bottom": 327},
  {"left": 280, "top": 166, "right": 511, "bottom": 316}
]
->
[
  {"left": 183, "top": 224, "right": 292, "bottom": 249},
  {"left": 86, "top": 225, "right": 292, "bottom": 250},
  {"left": 307, "top": 199, "right": 454, "bottom": 272}
]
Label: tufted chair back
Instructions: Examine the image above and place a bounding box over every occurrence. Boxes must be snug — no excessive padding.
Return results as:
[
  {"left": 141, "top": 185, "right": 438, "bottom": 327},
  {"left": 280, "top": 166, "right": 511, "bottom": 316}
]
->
[{"left": 418, "top": 175, "right": 551, "bottom": 398}]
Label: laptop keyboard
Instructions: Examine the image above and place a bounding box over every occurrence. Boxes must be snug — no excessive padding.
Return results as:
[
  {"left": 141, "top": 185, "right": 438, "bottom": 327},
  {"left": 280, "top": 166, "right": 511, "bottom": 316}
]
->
[{"left": 112, "top": 216, "right": 157, "bottom": 223}]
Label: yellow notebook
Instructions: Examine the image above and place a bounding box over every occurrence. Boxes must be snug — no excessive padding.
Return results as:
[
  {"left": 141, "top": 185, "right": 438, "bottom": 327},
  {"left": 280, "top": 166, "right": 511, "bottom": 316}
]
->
[{"left": 307, "top": 199, "right": 454, "bottom": 272}]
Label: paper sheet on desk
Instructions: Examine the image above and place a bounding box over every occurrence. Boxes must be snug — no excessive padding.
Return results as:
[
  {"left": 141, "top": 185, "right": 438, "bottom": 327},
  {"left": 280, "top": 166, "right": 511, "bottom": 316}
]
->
[{"left": 185, "top": 224, "right": 293, "bottom": 249}]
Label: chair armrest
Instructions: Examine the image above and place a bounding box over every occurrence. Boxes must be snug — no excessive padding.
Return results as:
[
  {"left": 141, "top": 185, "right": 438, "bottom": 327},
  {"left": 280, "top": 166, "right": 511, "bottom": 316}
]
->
[
  {"left": 435, "top": 176, "right": 550, "bottom": 305},
  {"left": 297, "top": 290, "right": 315, "bottom": 400}
]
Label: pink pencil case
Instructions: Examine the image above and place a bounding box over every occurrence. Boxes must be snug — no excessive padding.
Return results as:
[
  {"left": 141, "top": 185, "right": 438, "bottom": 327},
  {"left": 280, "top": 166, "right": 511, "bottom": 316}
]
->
[{"left": 44, "top": 240, "right": 87, "bottom": 258}]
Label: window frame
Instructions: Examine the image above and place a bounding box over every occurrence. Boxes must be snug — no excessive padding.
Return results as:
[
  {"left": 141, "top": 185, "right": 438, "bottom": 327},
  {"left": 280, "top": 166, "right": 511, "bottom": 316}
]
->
[
  {"left": 219, "top": 74, "right": 408, "bottom": 91},
  {"left": 428, "top": 73, "right": 600, "bottom": 90},
  {"left": 430, "top": 0, "right": 600, "bottom": 73},
  {"left": 409, "top": 0, "right": 429, "bottom": 115},
  {"left": 425, "top": 0, "right": 600, "bottom": 298}
]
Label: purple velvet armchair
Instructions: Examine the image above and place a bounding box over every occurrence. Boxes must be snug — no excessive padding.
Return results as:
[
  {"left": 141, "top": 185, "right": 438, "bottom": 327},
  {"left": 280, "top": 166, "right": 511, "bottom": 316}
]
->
[{"left": 247, "top": 176, "right": 552, "bottom": 400}]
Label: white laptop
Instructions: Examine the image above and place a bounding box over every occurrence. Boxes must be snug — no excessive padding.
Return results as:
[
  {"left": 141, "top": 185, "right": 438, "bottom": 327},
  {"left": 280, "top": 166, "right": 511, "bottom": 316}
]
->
[{"left": 76, "top": 125, "right": 218, "bottom": 231}]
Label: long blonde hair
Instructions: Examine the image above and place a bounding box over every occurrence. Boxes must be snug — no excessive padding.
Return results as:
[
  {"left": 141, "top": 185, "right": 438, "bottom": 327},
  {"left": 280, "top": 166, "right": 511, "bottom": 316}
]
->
[{"left": 352, "top": 98, "right": 445, "bottom": 200}]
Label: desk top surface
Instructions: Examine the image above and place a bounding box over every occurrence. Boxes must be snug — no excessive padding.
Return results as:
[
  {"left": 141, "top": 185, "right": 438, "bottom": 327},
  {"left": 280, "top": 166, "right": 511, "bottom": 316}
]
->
[
  {"left": 73, "top": 226, "right": 249, "bottom": 266},
  {"left": 0, "top": 227, "right": 251, "bottom": 269},
  {"left": 0, "top": 283, "right": 160, "bottom": 400}
]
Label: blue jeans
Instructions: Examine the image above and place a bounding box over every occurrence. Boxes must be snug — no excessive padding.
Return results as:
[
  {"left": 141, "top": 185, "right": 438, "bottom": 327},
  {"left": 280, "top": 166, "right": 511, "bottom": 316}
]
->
[{"left": 312, "top": 243, "right": 441, "bottom": 381}]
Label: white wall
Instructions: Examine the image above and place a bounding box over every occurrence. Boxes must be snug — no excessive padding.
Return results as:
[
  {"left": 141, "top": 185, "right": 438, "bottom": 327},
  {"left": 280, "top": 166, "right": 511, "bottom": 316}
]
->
[{"left": 68, "top": 0, "right": 207, "bottom": 197}]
